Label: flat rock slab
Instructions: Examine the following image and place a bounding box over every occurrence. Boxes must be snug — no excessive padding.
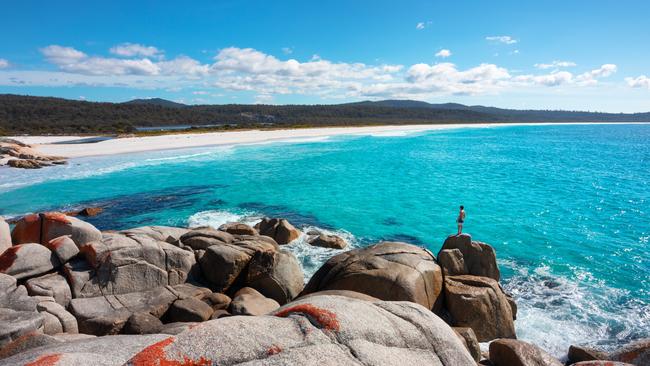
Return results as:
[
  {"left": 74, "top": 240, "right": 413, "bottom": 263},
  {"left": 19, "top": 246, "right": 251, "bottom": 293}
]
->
[{"left": 0, "top": 334, "right": 169, "bottom": 366}]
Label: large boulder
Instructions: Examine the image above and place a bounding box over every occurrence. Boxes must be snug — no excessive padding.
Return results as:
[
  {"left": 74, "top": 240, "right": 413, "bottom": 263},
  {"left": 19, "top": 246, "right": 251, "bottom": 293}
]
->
[
  {"left": 0, "top": 243, "right": 59, "bottom": 280},
  {"left": 308, "top": 234, "right": 347, "bottom": 249},
  {"left": 438, "top": 248, "right": 467, "bottom": 276},
  {"left": 0, "top": 273, "right": 38, "bottom": 311},
  {"left": 123, "top": 312, "right": 164, "bottom": 335},
  {"left": 25, "top": 273, "right": 72, "bottom": 307},
  {"left": 166, "top": 298, "right": 214, "bottom": 322},
  {"left": 43, "top": 235, "right": 79, "bottom": 264},
  {"left": 0, "top": 334, "right": 169, "bottom": 365},
  {"left": 608, "top": 338, "right": 650, "bottom": 365},
  {"left": 440, "top": 234, "right": 500, "bottom": 281},
  {"left": 180, "top": 227, "right": 234, "bottom": 250},
  {"left": 302, "top": 241, "right": 444, "bottom": 312},
  {"left": 219, "top": 222, "right": 258, "bottom": 236},
  {"left": 11, "top": 212, "right": 102, "bottom": 248},
  {"left": 69, "top": 286, "right": 180, "bottom": 336},
  {"left": 0, "top": 218, "right": 10, "bottom": 255},
  {"left": 444, "top": 275, "right": 516, "bottom": 341},
  {"left": 37, "top": 299, "right": 78, "bottom": 334},
  {"left": 72, "top": 232, "right": 196, "bottom": 297},
  {"left": 229, "top": 287, "right": 281, "bottom": 316},
  {"left": 124, "top": 295, "right": 475, "bottom": 365},
  {"left": 198, "top": 236, "right": 304, "bottom": 303},
  {"left": 256, "top": 217, "right": 301, "bottom": 244},
  {"left": 568, "top": 345, "right": 608, "bottom": 363},
  {"left": 120, "top": 226, "right": 189, "bottom": 244},
  {"left": 0, "top": 308, "right": 44, "bottom": 347},
  {"left": 453, "top": 327, "right": 481, "bottom": 362},
  {"left": 489, "top": 339, "right": 563, "bottom": 366}
]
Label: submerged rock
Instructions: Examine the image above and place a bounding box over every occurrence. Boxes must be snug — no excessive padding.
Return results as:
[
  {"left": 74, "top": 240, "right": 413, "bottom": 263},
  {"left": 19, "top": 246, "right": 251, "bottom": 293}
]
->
[{"left": 302, "top": 241, "right": 444, "bottom": 312}]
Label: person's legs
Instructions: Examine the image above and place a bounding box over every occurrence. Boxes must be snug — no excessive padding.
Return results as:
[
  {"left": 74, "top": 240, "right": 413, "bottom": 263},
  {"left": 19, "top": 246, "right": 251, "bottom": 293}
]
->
[{"left": 457, "top": 223, "right": 462, "bottom": 235}]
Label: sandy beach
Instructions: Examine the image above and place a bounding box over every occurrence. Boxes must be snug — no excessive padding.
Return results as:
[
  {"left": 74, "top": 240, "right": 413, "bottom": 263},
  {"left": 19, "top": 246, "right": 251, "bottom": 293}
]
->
[{"left": 9, "top": 122, "right": 639, "bottom": 159}]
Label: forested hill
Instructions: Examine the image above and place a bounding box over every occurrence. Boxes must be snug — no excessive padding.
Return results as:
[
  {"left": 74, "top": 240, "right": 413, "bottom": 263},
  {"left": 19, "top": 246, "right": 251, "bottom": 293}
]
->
[{"left": 0, "top": 94, "right": 648, "bottom": 135}]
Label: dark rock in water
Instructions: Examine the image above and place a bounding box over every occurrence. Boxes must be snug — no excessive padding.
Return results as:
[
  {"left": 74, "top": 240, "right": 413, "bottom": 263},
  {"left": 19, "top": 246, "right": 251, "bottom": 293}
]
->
[
  {"left": 11, "top": 212, "right": 102, "bottom": 249},
  {"left": 308, "top": 233, "right": 347, "bottom": 249},
  {"left": 302, "top": 241, "right": 444, "bottom": 312},
  {"left": 440, "top": 234, "right": 500, "bottom": 281},
  {"left": 7, "top": 159, "right": 43, "bottom": 169},
  {"left": 166, "top": 297, "right": 214, "bottom": 322},
  {"left": 489, "top": 339, "right": 562, "bottom": 366},
  {"left": 123, "top": 312, "right": 163, "bottom": 335},
  {"left": 219, "top": 222, "right": 258, "bottom": 236},
  {"left": 444, "top": 275, "right": 516, "bottom": 342},
  {"left": 77, "top": 207, "right": 104, "bottom": 217},
  {"left": 608, "top": 338, "right": 650, "bottom": 365},
  {"left": 229, "top": 287, "right": 280, "bottom": 316},
  {"left": 256, "top": 217, "right": 301, "bottom": 245},
  {"left": 0, "top": 243, "right": 60, "bottom": 280},
  {"left": 568, "top": 345, "right": 608, "bottom": 363},
  {"left": 453, "top": 327, "right": 482, "bottom": 362}
]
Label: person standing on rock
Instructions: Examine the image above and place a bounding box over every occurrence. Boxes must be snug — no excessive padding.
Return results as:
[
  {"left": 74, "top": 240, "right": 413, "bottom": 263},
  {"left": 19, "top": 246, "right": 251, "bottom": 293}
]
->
[{"left": 456, "top": 205, "right": 466, "bottom": 235}]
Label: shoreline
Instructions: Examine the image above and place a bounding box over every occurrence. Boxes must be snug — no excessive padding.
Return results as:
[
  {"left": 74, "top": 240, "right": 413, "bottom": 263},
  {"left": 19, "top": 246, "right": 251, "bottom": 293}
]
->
[{"left": 10, "top": 122, "right": 649, "bottom": 159}]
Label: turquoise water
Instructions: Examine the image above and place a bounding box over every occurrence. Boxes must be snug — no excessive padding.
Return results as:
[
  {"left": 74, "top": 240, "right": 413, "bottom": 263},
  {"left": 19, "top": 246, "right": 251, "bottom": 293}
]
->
[{"left": 1, "top": 124, "right": 649, "bottom": 356}]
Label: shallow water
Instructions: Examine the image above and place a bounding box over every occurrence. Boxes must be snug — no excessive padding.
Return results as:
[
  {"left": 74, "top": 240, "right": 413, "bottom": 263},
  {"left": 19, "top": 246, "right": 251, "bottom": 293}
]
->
[{"left": 1, "top": 123, "right": 648, "bottom": 357}]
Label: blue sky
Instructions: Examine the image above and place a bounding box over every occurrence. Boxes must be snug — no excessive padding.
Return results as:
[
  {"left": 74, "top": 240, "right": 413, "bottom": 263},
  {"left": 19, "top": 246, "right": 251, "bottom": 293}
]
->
[{"left": 1, "top": 0, "right": 649, "bottom": 112}]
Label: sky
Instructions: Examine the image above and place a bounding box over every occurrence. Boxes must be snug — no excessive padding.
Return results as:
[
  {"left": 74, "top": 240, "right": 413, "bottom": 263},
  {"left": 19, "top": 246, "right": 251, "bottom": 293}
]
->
[{"left": 0, "top": 0, "right": 649, "bottom": 112}]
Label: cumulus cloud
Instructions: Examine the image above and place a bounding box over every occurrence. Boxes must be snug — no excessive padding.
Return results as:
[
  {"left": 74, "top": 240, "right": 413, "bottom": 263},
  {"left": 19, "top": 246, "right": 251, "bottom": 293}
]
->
[
  {"left": 534, "top": 60, "right": 576, "bottom": 69},
  {"left": 0, "top": 44, "right": 623, "bottom": 100},
  {"left": 110, "top": 43, "right": 162, "bottom": 58},
  {"left": 435, "top": 49, "right": 452, "bottom": 58},
  {"left": 0, "top": 59, "right": 8, "bottom": 68},
  {"left": 625, "top": 75, "right": 650, "bottom": 89},
  {"left": 486, "top": 35, "right": 517, "bottom": 44}
]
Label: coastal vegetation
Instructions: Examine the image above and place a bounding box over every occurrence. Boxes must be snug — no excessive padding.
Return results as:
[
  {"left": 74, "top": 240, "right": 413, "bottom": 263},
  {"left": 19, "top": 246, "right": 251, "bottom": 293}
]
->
[{"left": 1, "top": 94, "right": 648, "bottom": 135}]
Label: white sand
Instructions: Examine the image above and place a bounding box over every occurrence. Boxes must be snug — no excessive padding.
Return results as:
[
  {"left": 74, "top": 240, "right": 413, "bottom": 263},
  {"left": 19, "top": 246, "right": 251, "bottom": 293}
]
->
[{"left": 9, "top": 122, "right": 641, "bottom": 159}]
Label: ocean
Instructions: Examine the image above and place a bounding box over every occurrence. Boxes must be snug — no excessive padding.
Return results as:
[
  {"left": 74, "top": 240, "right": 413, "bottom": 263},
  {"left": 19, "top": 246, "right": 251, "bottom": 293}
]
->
[{"left": 1, "top": 123, "right": 648, "bottom": 357}]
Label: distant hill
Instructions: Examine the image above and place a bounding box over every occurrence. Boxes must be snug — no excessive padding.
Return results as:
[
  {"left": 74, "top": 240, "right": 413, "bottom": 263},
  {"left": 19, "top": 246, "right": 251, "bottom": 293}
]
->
[
  {"left": 0, "top": 94, "right": 648, "bottom": 135},
  {"left": 123, "top": 98, "right": 186, "bottom": 108}
]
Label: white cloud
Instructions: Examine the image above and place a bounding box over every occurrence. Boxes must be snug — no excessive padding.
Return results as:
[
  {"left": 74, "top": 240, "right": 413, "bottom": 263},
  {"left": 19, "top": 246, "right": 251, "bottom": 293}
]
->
[
  {"left": 625, "top": 75, "right": 650, "bottom": 89},
  {"left": 534, "top": 60, "right": 576, "bottom": 69},
  {"left": 486, "top": 35, "right": 517, "bottom": 44},
  {"left": 110, "top": 43, "right": 162, "bottom": 58},
  {"left": 0, "top": 59, "right": 8, "bottom": 68},
  {"left": 254, "top": 94, "right": 273, "bottom": 104},
  {"left": 416, "top": 21, "right": 431, "bottom": 30},
  {"left": 435, "top": 49, "right": 452, "bottom": 58},
  {"left": 0, "top": 44, "right": 624, "bottom": 101}
]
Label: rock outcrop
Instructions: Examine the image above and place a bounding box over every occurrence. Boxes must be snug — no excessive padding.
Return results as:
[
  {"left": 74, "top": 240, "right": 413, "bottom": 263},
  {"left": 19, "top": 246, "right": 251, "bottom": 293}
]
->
[
  {"left": 444, "top": 274, "right": 516, "bottom": 341},
  {"left": 0, "top": 138, "right": 67, "bottom": 169},
  {"left": 308, "top": 233, "right": 348, "bottom": 249},
  {"left": 302, "top": 241, "right": 444, "bottom": 312},
  {"left": 608, "top": 338, "right": 650, "bottom": 365},
  {"left": 489, "top": 338, "right": 562, "bottom": 366},
  {"left": 440, "top": 234, "right": 500, "bottom": 281},
  {"left": 256, "top": 217, "right": 301, "bottom": 244},
  {"left": 11, "top": 212, "right": 102, "bottom": 248},
  {"left": 0, "top": 243, "right": 60, "bottom": 280}
]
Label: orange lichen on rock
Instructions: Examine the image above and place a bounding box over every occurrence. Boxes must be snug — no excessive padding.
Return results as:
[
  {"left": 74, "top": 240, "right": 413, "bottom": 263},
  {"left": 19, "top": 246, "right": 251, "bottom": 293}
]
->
[
  {"left": 11, "top": 213, "right": 41, "bottom": 244},
  {"left": 25, "top": 353, "right": 62, "bottom": 366},
  {"left": 128, "top": 337, "right": 211, "bottom": 366},
  {"left": 45, "top": 236, "right": 66, "bottom": 250},
  {"left": 0, "top": 245, "right": 19, "bottom": 272},
  {"left": 274, "top": 303, "right": 340, "bottom": 331},
  {"left": 266, "top": 344, "right": 282, "bottom": 356},
  {"left": 78, "top": 244, "right": 98, "bottom": 267},
  {"left": 41, "top": 212, "right": 71, "bottom": 225}
]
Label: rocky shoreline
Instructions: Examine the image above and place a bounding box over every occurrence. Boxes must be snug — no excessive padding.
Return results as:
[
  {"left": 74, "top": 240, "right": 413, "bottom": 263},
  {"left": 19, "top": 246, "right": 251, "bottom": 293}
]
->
[
  {"left": 0, "top": 138, "right": 67, "bottom": 169},
  {"left": 0, "top": 213, "right": 647, "bottom": 365}
]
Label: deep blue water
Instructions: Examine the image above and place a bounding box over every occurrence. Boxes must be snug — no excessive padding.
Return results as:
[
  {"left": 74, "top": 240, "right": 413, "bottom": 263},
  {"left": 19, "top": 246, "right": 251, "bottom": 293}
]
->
[{"left": 1, "top": 123, "right": 648, "bottom": 356}]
